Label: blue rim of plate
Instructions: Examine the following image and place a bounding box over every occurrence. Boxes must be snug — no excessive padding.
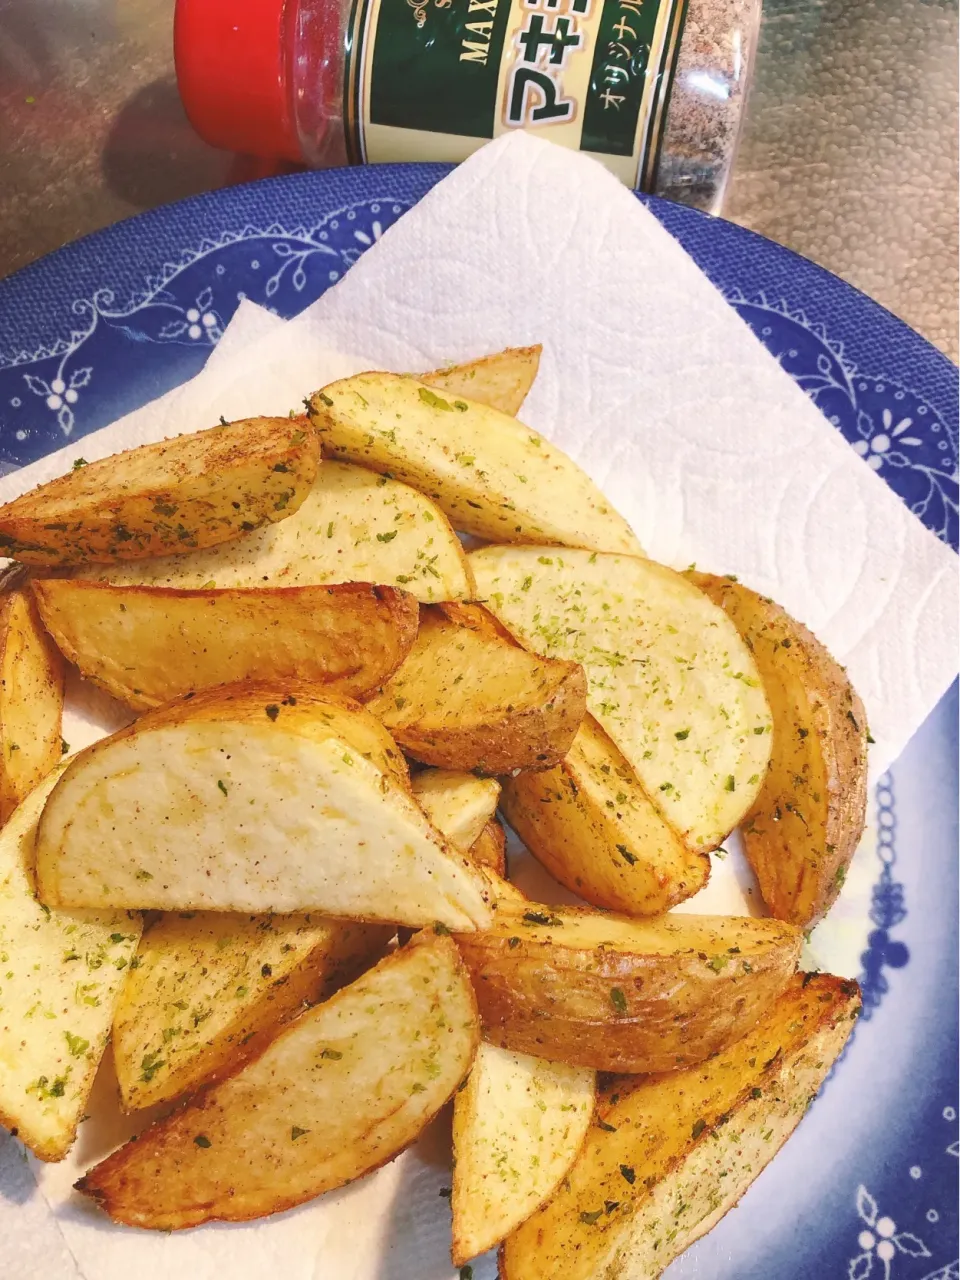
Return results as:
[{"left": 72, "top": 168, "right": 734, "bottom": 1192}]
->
[{"left": 0, "top": 164, "right": 956, "bottom": 1279}]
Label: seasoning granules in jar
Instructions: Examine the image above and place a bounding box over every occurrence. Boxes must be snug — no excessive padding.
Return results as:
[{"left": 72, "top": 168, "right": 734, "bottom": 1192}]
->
[
  {"left": 657, "top": 0, "right": 762, "bottom": 211},
  {"left": 175, "top": 0, "right": 760, "bottom": 213}
]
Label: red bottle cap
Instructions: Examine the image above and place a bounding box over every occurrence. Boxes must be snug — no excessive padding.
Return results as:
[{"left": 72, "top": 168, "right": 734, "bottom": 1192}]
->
[{"left": 174, "top": 0, "right": 302, "bottom": 162}]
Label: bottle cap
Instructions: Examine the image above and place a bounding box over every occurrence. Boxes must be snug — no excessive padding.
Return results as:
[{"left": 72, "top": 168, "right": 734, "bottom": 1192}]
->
[{"left": 174, "top": 0, "right": 301, "bottom": 161}]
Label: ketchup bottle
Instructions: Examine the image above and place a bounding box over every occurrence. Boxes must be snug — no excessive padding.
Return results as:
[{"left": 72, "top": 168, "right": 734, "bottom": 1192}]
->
[{"left": 175, "top": 0, "right": 760, "bottom": 210}]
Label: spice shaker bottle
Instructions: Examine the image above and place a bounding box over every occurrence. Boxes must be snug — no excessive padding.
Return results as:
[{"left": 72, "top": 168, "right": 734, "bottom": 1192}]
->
[{"left": 175, "top": 0, "right": 760, "bottom": 213}]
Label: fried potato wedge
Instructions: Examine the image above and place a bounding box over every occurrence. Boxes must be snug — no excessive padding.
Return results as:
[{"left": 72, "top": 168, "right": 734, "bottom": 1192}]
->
[
  {"left": 501, "top": 717, "right": 709, "bottom": 917},
  {"left": 83, "top": 460, "right": 474, "bottom": 604},
  {"left": 470, "top": 547, "right": 773, "bottom": 850},
  {"left": 32, "top": 579, "right": 418, "bottom": 711},
  {"left": 77, "top": 931, "right": 480, "bottom": 1229},
  {"left": 480, "top": 867, "right": 528, "bottom": 910},
  {"left": 500, "top": 973, "right": 861, "bottom": 1280},
  {"left": 36, "top": 681, "right": 492, "bottom": 930},
  {"left": 113, "top": 913, "right": 390, "bottom": 1111},
  {"left": 308, "top": 373, "right": 640, "bottom": 554},
  {"left": 411, "top": 769, "right": 501, "bottom": 851},
  {"left": 116, "top": 748, "right": 504, "bottom": 1110},
  {"left": 421, "top": 345, "right": 542, "bottom": 417},
  {"left": 369, "top": 608, "right": 587, "bottom": 773},
  {"left": 689, "top": 573, "right": 869, "bottom": 927},
  {"left": 0, "top": 417, "right": 318, "bottom": 566},
  {"left": 0, "top": 770, "right": 141, "bottom": 1160},
  {"left": 397, "top": 782, "right": 514, "bottom": 948},
  {"left": 0, "top": 586, "right": 64, "bottom": 824},
  {"left": 470, "top": 818, "right": 507, "bottom": 876},
  {"left": 452, "top": 1042, "right": 594, "bottom": 1264},
  {"left": 439, "top": 598, "right": 517, "bottom": 643},
  {"left": 455, "top": 904, "right": 802, "bottom": 1073}
]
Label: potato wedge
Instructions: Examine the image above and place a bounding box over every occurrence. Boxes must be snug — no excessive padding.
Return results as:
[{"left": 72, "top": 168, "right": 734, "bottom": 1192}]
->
[
  {"left": 308, "top": 373, "right": 640, "bottom": 554},
  {"left": 455, "top": 903, "right": 802, "bottom": 1072},
  {"left": 397, "top": 783, "right": 515, "bottom": 949},
  {"left": 421, "top": 345, "right": 542, "bottom": 417},
  {"left": 470, "top": 547, "right": 773, "bottom": 850},
  {"left": 0, "top": 769, "right": 141, "bottom": 1160},
  {"left": 401, "top": 759, "right": 515, "bottom": 921},
  {"left": 500, "top": 973, "right": 861, "bottom": 1280},
  {"left": 369, "top": 607, "right": 587, "bottom": 773},
  {"left": 77, "top": 931, "right": 480, "bottom": 1229},
  {"left": 0, "top": 417, "right": 318, "bottom": 565},
  {"left": 31, "top": 579, "right": 418, "bottom": 711},
  {"left": 113, "top": 912, "right": 390, "bottom": 1111},
  {"left": 481, "top": 866, "right": 528, "bottom": 909},
  {"left": 470, "top": 818, "right": 507, "bottom": 875},
  {"left": 411, "top": 769, "right": 501, "bottom": 851},
  {"left": 689, "top": 573, "right": 868, "bottom": 927},
  {"left": 452, "top": 1042, "right": 594, "bottom": 1264},
  {"left": 84, "top": 460, "right": 473, "bottom": 604},
  {"left": 116, "top": 747, "right": 505, "bottom": 1110},
  {"left": 36, "top": 681, "right": 492, "bottom": 930},
  {"left": 439, "top": 598, "right": 517, "bottom": 643},
  {"left": 501, "top": 717, "right": 709, "bottom": 917},
  {"left": 0, "top": 586, "right": 64, "bottom": 824}
]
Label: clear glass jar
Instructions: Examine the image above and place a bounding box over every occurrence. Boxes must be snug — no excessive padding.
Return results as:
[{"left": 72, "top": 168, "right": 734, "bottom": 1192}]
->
[
  {"left": 656, "top": 0, "right": 763, "bottom": 212},
  {"left": 176, "top": 0, "right": 761, "bottom": 214}
]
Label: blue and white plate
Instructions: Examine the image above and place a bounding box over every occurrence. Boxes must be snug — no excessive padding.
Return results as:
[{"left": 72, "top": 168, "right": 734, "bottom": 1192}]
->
[{"left": 0, "top": 166, "right": 956, "bottom": 1280}]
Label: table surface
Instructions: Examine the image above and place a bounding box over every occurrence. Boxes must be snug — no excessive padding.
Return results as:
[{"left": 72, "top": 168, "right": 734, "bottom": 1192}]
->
[{"left": 0, "top": 0, "right": 957, "bottom": 362}]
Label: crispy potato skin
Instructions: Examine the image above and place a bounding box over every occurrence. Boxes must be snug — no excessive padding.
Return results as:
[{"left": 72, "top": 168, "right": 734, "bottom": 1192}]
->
[
  {"left": 470, "top": 819, "right": 507, "bottom": 876},
  {"left": 369, "top": 607, "right": 587, "bottom": 774},
  {"left": 0, "top": 588, "right": 64, "bottom": 823},
  {"left": 689, "top": 573, "right": 868, "bottom": 927},
  {"left": 0, "top": 417, "right": 318, "bottom": 565},
  {"left": 421, "top": 345, "right": 542, "bottom": 418},
  {"left": 31, "top": 579, "right": 419, "bottom": 710},
  {"left": 438, "top": 599, "right": 518, "bottom": 644},
  {"left": 455, "top": 904, "right": 802, "bottom": 1073},
  {"left": 76, "top": 932, "right": 480, "bottom": 1229},
  {"left": 499, "top": 974, "right": 861, "bottom": 1280},
  {"left": 113, "top": 913, "right": 390, "bottom": 1111},
  {"left": 451, "top": 1042, "right": 594, "bottom": 1264},
  {"left": 500, "top": 718, "right": 709, "bottom": 917}
]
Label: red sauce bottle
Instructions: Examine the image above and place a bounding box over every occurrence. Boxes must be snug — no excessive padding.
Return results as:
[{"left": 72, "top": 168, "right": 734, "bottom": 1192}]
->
[{"left": 175, "top": 0, "right": 760, "bottom": 211}]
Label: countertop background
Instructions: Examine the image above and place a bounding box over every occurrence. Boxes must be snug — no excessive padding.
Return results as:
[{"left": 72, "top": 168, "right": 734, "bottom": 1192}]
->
[{"left": 0, "top": 0, "right": 957, "bottom": 361}]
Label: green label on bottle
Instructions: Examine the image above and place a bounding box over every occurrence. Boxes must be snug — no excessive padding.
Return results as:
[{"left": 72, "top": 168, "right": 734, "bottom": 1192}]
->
[
  {"left": 344, "top": 0, "right": 687, "bottom": 190},
  {"left": 368, "top": 0, "right": 511, "bottom": 137}
]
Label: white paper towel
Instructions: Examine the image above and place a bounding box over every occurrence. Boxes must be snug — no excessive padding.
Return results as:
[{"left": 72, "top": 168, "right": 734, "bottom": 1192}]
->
[{"left": 0, "top": 134, "right": 956, "bottom": 1279}]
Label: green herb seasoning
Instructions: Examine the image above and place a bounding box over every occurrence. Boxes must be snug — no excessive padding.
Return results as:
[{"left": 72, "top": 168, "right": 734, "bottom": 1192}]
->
[{"left": 418, "top": 387, "right": 453, "bottom": 411}]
